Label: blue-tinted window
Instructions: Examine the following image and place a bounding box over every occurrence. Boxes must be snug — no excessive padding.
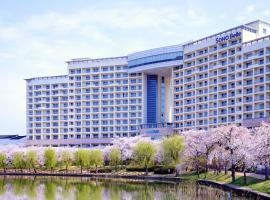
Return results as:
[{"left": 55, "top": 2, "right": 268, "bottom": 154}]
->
[
  {"left": 147, "top": 75, "right": 157, "bottom": 124},
  {"left": 128, "top": 51, "right": 183, "bottom": 68}
]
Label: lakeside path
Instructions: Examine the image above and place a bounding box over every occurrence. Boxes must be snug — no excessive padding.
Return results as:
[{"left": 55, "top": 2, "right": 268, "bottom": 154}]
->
[{"left": 244, "top": 172, "right": 265, "bottom": 180}]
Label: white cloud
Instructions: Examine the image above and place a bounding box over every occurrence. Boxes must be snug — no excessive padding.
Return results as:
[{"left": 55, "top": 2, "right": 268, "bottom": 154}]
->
[
  {"left": 236, "top": 15, "right": 246, "bottom": 22},
  {"left": 235, "top": 4, "right": 256, "bottom": 22},
  {"left": 263, "top": 10, "right": 270, "bottom": 16},
  {"left": 247, "top": 4, "right": 255, "bottom": 13},
  {"left": 187, "top": 8, "right": 209, "bottom": 26},
  {"left": 0, "top": 26, "right": 22, "bottom": 40}
]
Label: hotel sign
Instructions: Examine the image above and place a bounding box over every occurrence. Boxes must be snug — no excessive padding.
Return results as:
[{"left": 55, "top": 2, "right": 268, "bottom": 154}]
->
[{"left": 215, "top": 32, "right": 241, "bottom": 43}]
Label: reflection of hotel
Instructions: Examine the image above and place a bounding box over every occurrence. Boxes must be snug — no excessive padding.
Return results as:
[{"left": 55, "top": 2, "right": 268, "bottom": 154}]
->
[{"left": 26, "top": 20, "right": 270, "bottom": 147}]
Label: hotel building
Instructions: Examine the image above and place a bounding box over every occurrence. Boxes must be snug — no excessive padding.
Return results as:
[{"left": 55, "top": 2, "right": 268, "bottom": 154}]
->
[{"left": 26, "top": 20, "right": 270, "bottom": 147}]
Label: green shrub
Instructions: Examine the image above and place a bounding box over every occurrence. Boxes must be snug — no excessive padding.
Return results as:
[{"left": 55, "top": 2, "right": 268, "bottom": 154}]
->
[
  {"left": 126, "top": 165, "right": 160, "bottom": 172},
  {"left": 89, "top": 168, "right": 112, "bottom": 173},
  {"left": 154, "top": 166, "right": 175, "bottom": 174}
]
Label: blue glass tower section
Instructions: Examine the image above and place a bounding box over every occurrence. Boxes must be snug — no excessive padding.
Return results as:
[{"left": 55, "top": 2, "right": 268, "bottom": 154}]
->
[{"left": 147, "top": 75, "right": 158, "bottom": 124}]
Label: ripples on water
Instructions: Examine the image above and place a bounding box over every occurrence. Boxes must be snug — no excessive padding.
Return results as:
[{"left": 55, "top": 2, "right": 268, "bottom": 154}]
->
[{"left": 0, "top": 176, "right": 252, "bottom": 200}]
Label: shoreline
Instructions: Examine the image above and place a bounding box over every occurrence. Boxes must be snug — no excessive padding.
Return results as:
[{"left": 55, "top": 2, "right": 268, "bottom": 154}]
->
[{"left": 0, "top": 172, "right": 269, "bottom": 199}]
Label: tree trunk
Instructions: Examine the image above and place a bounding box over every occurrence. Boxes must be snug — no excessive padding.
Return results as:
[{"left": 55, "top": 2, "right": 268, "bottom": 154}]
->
[
  {"left": 95, "top": 165, "right": 98, "bottom": 173},
  {"left": 244, "top": 171, "right": 247, "bottom": 185},
  {"left": 231, "top": 164, "right": 236, "bottom": 183},
  {"left": 145, "top": 166, "right": 148, "bottom": 176},
  {"left": 204, "top": 171, "right": 207, "bottom": 179},
  {"left": 205, "top": 154, "right": 209, "bottom": 173},
  {"left": 196, "top": 164, "right": 199, "bottom": 178},
  {"left": 225, "top": 165, "right": 227, "bottom": 174},
  {"left": 265, "top": 165, "right": 269, "bottom": 180},
  {"left": 81, "top": 165, "right": 83, "bottom": 174},
  {"left": 175, "top": 168, "right": 179, "bottom": 177}
]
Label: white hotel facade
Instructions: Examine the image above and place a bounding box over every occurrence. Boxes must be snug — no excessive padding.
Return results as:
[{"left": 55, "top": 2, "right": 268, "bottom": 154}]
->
[{"left": 26, "top": 20, "right": 270, "bottom": 147}]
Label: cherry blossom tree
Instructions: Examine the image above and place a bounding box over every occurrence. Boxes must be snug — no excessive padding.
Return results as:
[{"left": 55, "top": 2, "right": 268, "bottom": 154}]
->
[
  {"left": 198, "top": 130, "right": 220, "bottom": 174},
  {"left": 214, "top": 125, "right": 251, "bottom": 182},
  {"left": 252, "top": 122, "right": 270, "bottom": 180},
  {"left": 209, "top": 145, "right": 230, "bottom": 175},
  {"left": 236, "top": 137, "right": 255, "bottom": 185},
  {"left": 182, "top": 130, "right": 205, "bottom": 177}
]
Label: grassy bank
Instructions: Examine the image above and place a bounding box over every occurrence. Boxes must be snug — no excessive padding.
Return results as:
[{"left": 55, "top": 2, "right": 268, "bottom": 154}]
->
[{"left": 178, "top": 172, "right": 270, "bottom": 194}]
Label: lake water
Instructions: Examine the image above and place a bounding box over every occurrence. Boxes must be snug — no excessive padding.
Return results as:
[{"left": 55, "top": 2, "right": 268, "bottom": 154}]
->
[{"left": 0, "top": 176, "right": 252, "bottom": 200}]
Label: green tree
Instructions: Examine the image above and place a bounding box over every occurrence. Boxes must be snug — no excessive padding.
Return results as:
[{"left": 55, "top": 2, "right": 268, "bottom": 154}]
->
[
  {"left": 162, "top": 135, "right": 185, "bottom": 165},
  {"left": 109, "top": 148, "right": 121, "bottom": 172},
  {"left": 26, "top": 150, "right": 38, "bottom": 173},
  {"left": 13, "top": 152, "right": 25, "bottom": 173},
  {"left": 44, "top": 148, "right": 57, "bottom": 172},
  {"left": 89, "top": 150, "right": 103, "bottom": 173},
  {"left": 61, "top": 150, "right": 73, "bottom": 172},
  {"left": 75, "top": 150, "right": 88, "bottom": 174},
  {"left": 133, "top": 141, "right": 156, "bottom": 175},
  {"left": 0, "top": 153, "right": 7, "bottom": 173}
]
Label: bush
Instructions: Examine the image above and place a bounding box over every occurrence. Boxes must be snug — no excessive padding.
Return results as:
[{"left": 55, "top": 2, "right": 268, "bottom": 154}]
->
[
  {"left": 89, "top": 167, "right": 112, "bottom": 173},
  {"left": 96, "top": 168, "right": 112, "bottom": 173},
  {"left": 126, "top": 165, "right": 160, "bottom": 172},
  {"left": 154, "top": 166, "right": 175, "bottom": 174}
]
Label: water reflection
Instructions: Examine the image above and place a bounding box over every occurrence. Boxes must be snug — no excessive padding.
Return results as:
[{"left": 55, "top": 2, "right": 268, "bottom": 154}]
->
[{"left": 0, "top": 176, "right": 251, "bottom": 200}]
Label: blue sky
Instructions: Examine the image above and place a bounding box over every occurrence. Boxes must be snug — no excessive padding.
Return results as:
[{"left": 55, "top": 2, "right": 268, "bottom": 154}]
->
[{"left": 0, "top": 0, "right": 269, "bottom": 135}]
